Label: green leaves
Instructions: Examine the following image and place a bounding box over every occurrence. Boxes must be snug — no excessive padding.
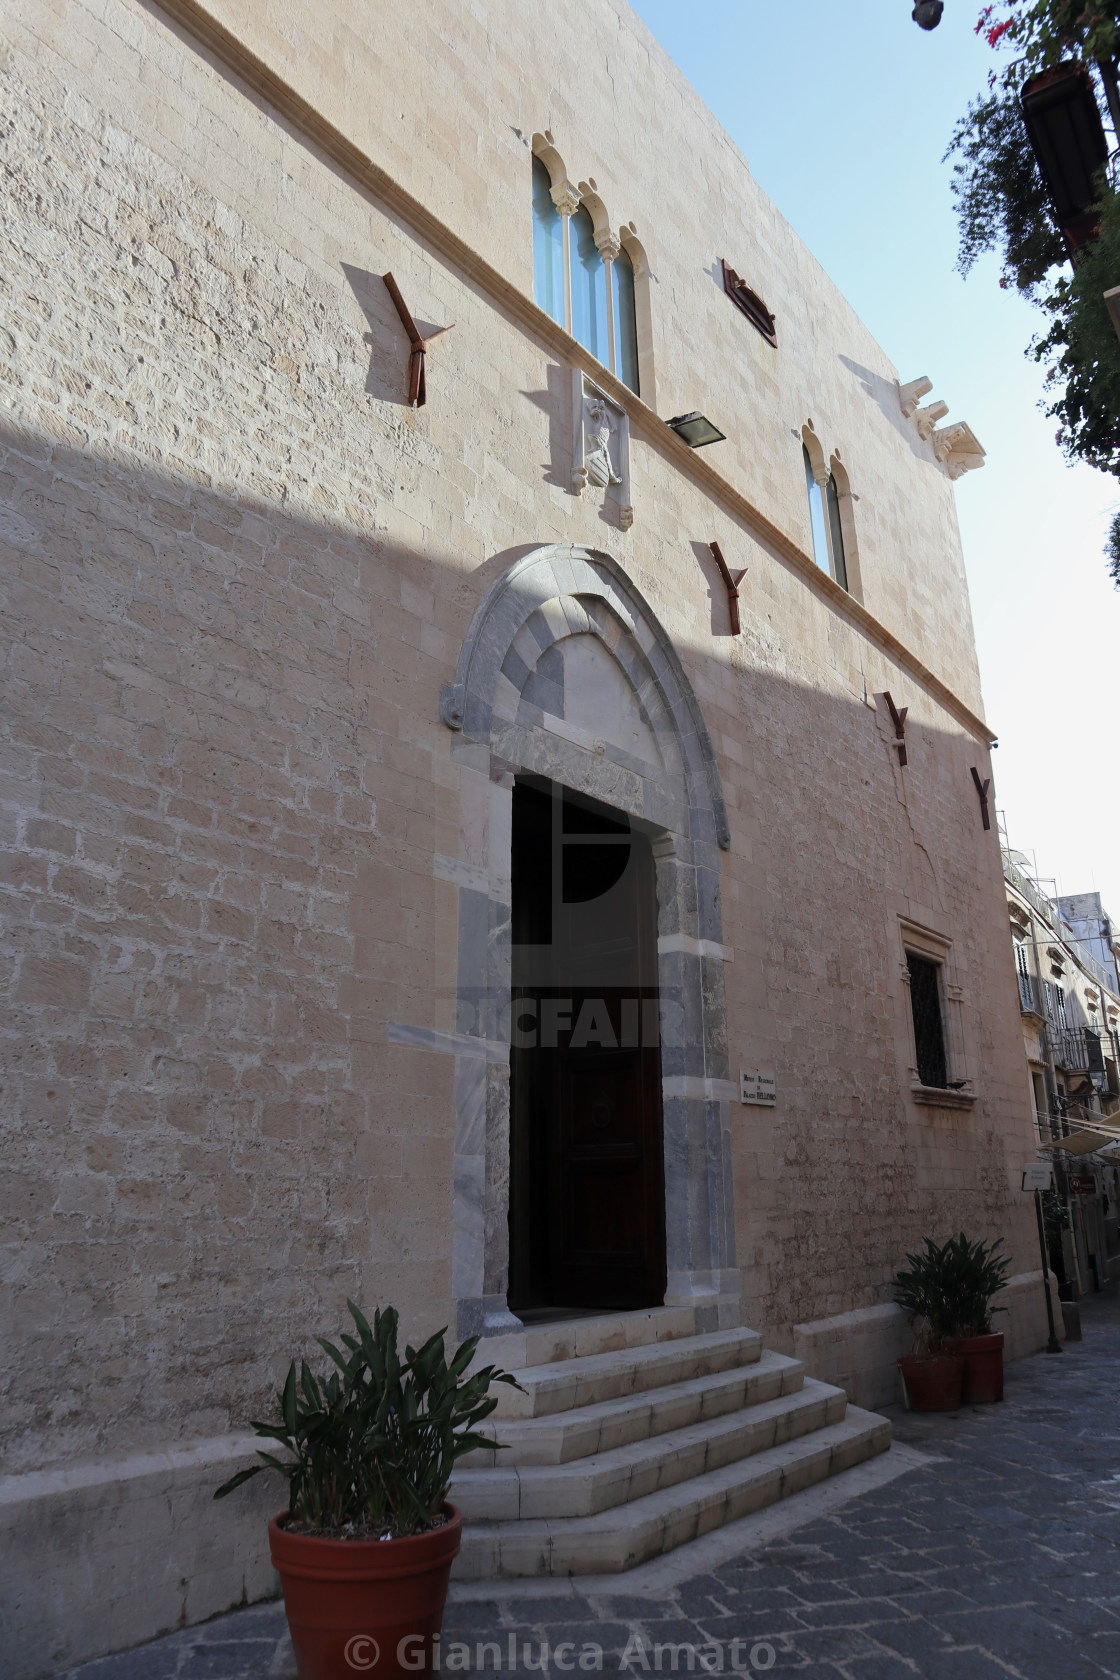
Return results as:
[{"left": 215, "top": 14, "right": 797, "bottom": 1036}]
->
[
  {"left": 944, "top": 91, "right": 1066, "bottom": 294},
  {"left": 986, "top": 3, "right": 1120, "bottom": 84},
  {"left": 1032, "top": 183, "right": 1120, "bottom": 481},
  {"left": 893, "top": 1233, "right": 1012, "bottom": 1351},
  {"left": 212, "top": 1299, "right": 521, "bottom": 1539},
  {"left": 945, "top": 4, "right": 1120, "bottom": 581}
]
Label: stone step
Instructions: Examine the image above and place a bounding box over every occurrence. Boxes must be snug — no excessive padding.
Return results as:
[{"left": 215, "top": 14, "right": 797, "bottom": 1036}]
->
[
  {"left": 489, "top": 1327, "right": 762, "bottom": 1420},
  {"left": 453, "top": 1407, "right": 892, "bottom": 1578},
  {"left": 472, "top": 1305, "right": 708, "bottom": 1373},
  {"left": 463, "top": 1348, "right": 804, "bottom": 1467},
  {"left": 452, "top": 1376, "right": 846, "bottom": 1520}
]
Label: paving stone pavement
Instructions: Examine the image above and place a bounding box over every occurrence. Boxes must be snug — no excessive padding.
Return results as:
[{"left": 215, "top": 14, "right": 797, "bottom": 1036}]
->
[{"left": 58, "top": 1287, "right": 1120, "bottom": 1680}]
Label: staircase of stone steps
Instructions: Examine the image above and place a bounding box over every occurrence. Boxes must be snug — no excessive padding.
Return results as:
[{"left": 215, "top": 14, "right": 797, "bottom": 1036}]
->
[{"left": 451, "top": 1306, "right": 891, "bottom": 1579}]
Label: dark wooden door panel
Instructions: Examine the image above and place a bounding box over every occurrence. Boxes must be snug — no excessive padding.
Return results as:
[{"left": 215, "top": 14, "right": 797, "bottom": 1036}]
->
[{"left": 508, "top": 779, "right": 666, "bottom": 1313}]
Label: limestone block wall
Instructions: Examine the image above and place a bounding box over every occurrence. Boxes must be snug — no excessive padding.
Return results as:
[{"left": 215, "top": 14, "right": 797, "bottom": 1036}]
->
[
  {"left": 176, "top": 0, "right": 987, "bottom": 712},
  {"left": 0, "top": 0, "right": 1041, "bottom": 1488},
  {"left": 0, "top": 14, "right": 1052, "bottom": 1670}
]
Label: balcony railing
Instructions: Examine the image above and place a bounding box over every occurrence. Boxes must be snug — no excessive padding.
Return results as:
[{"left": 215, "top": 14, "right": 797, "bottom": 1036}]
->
[
  {"left": 1002, "top": 850, "right": 1057, "bottom": 930},
  {"left": 1047, "top": 1025, "right": 1119, "bottom": 1076}
]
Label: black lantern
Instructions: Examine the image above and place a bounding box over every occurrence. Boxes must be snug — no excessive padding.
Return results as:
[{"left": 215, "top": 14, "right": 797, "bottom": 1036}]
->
[
  {"left": 1021, "top": 62, "right": 1110, "bottom": 253},
  {"left": 912, "top": 2, "right": 943, "bottom": 29},
  {"left": 667, "top": 412, "right": 726, "bottom": 449}
]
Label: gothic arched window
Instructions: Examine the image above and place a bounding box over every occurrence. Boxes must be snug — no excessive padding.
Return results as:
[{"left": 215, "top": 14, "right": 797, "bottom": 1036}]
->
[
  {"left": 612, "top": 245, "right": 639, "bottom": 394},
  {"left": 569, "top": 205, "right": 609, "bottom": 366},
  {"left": 802, "top": 443, "right": 848, "bottom": 592},
  {"left": 530, "top": 147, "right": 644, "bottom": 398},
  {"left": 532, "top": 155, "right": 564, "bottom": 327}
]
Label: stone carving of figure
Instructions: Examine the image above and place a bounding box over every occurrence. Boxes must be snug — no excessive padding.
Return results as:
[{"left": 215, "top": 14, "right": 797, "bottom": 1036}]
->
[{"left": 584, "top": 396, "right": 621, "bottom": 488}]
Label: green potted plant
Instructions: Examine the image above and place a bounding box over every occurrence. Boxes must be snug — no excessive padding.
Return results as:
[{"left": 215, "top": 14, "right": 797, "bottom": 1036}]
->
[
  {"left": 939, "top": 1233, "right": 1011, "bottom": 1403},
  {"left": 215, "top": 1301, "right": 519, "bottom": 1680},
  {"left": 894, "top": 1234, "right": 1011, "bottom": 1409},
  {"left": 893, "top": 1237, "right": 967, "bottom": 1411}
]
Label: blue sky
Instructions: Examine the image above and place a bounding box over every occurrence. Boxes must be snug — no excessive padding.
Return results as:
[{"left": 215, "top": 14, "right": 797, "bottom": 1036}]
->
[{"left": 629, "top": 0, "right": 1119, "bottom": 917}]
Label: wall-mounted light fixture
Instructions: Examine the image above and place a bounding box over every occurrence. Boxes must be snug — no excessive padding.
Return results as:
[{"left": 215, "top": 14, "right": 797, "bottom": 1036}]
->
[{"left": 668, "top": 412, "right": 726, "bottom": 449}]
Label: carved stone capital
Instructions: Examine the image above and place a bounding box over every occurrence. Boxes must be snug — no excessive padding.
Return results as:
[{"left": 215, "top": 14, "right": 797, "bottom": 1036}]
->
[
  {"left": 439, "top": 683, "right": 466, "bottom": 731},
  {"left": 898, "top": 375, "right": 933, "bottom": 419},
  {"left": 550, "top": 179, "right": 581, "bottom": 218},
  {"left": 594, "top": 229, "right": 621, "bottom": 262},
  {"left": 931, "top": 421, "right": 968, "bottom": 462},
  {"left": 931, "top": 419, "right": 986, "bottom": 479},
  {"left": 914, "top": 399, "right": 949, "bottom": 441}
]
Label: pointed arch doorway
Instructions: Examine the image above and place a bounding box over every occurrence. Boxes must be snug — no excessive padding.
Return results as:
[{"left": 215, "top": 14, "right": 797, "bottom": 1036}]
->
[{"left": 439, "top": 543, "right": 740, "bottom": 1338}]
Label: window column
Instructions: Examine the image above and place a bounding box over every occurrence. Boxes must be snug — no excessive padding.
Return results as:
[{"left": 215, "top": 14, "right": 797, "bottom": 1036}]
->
[
  {"left": 595, "top": 229, "right": 620, "bottom": 376},
  {"left": 808, "top": 455, "right": 839, "bottom": 579},
  {"left": 550, "top": 178, "right": 581, "bottom": 336}
]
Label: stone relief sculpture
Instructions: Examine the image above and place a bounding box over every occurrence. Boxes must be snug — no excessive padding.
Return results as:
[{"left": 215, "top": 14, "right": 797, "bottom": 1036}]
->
[
  {"left": 572, "top": 370, "right": 633, "bottom": 527},
  {"left": 585, "top": 396, "right": 622, "bottom": 488}
]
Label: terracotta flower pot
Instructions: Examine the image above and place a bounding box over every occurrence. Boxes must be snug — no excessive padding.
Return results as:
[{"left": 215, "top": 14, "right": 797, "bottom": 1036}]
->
[
  {"left": 269, "top": 1504, "right": 462, "bottom": 1680},
  {"left": 943, "top": 1332, "right": 1004, "bottom": 1403},
  {"left": 898, "top": 1353, "right": 964, "bottom": 1411}
]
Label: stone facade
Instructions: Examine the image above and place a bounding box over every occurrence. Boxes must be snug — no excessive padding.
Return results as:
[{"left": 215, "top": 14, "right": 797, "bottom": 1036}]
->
[{"left": 0, "top": 0, "right": 1050, "bottom": 1671}]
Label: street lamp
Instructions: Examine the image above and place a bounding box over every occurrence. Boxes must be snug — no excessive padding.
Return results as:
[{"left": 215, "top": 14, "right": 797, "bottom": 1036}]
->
[{"left": 912, "top": 2, "right": 943, "bottom": 28}]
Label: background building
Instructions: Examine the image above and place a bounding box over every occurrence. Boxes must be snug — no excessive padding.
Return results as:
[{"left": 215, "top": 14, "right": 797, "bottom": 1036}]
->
[
  {"left": 1003, "top": 845, "right": 1120, "bottom": 1296},
  {"left": 0, "top": 0, "right": 1060, "bottom": 1670}
]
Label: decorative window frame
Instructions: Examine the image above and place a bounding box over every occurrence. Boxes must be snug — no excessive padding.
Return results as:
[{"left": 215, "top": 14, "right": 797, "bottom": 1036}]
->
[
  {"left": 897, "top": 915, "right": 975, "bottom": 1108},
  {"left": 801, "top": 423, "right": 862, "bottom": 601},
  {"left": 531, "top": 132, "right": 655, "bottom": 404}
]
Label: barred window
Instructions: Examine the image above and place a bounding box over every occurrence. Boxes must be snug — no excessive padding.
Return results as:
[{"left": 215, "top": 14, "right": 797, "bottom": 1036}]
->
[{"left": 907, "top": 951, "right": 948, "bottom": 1088}]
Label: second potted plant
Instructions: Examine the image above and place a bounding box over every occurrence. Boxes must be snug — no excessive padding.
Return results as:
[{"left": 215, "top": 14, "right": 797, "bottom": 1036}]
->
[
  {"left": 893, "top": 1237, "right": 965, "bottom": 1411},
  {"left": 939, "top": 1233, "right": 1011, "bottom": 1403},
  {"left": 215, "top": 1301, "right": 519, "bottom": 1680},
  {"left": 893, "top": 1233, "right": 1010, "bottom": 1410}
]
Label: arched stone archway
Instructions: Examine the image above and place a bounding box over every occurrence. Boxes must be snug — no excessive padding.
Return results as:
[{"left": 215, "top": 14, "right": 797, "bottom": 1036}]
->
[{"left": 439, "top": 545, "right": 740, "bottom": 1336}]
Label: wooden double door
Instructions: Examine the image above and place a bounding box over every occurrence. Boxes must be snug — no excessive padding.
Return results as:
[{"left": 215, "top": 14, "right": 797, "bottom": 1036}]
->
[{"left": 508, "top": 779, "right": 666, "bottom": 1313}]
